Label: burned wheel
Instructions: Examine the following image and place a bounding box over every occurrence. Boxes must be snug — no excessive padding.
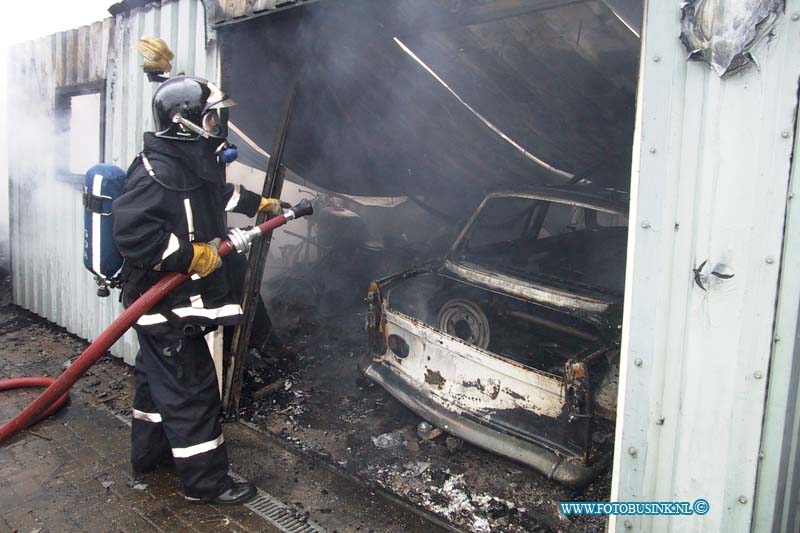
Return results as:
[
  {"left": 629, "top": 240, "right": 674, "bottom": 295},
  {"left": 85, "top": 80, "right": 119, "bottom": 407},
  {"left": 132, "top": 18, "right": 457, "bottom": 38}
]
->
[{"left": 437, "top": 298, "right": 491, "bottom": 350}]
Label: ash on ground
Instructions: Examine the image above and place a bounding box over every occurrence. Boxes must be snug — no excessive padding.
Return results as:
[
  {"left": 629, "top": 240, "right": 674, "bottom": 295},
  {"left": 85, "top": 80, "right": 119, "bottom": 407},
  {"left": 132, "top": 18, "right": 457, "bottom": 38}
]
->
[{"left": 238, "top": 304, "right": 611, "bottom": 533}]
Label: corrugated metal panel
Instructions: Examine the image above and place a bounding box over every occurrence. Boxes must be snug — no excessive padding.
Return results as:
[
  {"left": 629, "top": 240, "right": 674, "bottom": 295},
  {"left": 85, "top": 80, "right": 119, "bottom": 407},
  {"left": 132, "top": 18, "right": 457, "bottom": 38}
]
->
[
  {"left": 753, "top": 41, "right": 800, "bottom": 533},
  {"left": 8, "top": 0, "right": 217, "bottom": 364},
  {"left": 609, "top": 2, "right": 800, "bottom": 532}
]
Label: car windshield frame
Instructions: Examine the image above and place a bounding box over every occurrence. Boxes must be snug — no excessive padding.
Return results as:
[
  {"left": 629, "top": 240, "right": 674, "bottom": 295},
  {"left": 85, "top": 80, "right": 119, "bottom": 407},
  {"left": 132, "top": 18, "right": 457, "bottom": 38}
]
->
[{"left": 447, "top": 191, "right": 629, "bottom": 296}]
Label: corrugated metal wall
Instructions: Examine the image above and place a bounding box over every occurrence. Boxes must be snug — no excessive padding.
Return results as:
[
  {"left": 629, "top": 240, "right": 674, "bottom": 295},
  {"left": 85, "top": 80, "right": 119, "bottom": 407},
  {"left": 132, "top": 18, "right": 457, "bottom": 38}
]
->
[
  {"left": 753, "top": 39, "right": 800, "bottom": 533},
  {"left": 8, "top": 0, "right": 216, "bottom": 364},
  {"left": 609, "top": 2, "right": 800, "bottom": 532}
]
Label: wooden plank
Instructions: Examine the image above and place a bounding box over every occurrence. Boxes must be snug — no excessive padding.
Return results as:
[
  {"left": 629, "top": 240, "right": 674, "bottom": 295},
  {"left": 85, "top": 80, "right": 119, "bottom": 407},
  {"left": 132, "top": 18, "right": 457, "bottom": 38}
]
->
[
  {"left": 224, "top": 86, "right": 296, "bottom": 416},
  {"left": 54, "top": 32, "right": 65, "bottom": 88},
  {"left": 100, "top": 18, "right": 114, "bottom": 79},
  {"left": 76, "top": 25, "right": 89, "bottom": 84},
  {"left": 89, "top": 21, "right": 103, "bottom": 80},
  {"left": 108, "top": 17, "right": 124, "bottom": 167},
  {"left": 89, "top": 21, "right": 101, "bottom": 80},
  {"left": 65, "top": 30, "right": 76, "bottom": 86}
]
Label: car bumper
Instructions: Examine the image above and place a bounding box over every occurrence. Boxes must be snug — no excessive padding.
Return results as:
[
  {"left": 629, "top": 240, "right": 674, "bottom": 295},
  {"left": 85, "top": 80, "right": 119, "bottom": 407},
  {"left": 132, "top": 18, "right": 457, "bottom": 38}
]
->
[{"left": 364, "top": 360, "right": 609, "bottom": 489}]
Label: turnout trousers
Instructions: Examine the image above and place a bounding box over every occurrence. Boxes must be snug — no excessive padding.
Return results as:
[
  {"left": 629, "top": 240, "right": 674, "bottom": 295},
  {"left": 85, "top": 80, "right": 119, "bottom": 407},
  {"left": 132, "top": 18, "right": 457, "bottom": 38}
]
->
[{"left": 130, "top": 327, "right": 233, "bottom": 499}]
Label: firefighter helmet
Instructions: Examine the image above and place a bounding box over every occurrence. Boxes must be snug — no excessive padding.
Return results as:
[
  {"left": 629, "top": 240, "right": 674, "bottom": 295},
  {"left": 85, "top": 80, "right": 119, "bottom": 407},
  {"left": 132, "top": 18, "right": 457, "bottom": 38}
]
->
[{"left": 152, "top": 76, "right": 235, "bottom": 141}]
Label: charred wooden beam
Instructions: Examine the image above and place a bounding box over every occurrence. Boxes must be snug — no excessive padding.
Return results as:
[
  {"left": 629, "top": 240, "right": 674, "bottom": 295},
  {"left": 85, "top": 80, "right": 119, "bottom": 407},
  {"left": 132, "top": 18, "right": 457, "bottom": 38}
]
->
[
  {"left": 439, "top": 0, "right": 588, "bottom": 31},
  {"left": 223, "top": 84, "right": 297, "bottom": 417}
]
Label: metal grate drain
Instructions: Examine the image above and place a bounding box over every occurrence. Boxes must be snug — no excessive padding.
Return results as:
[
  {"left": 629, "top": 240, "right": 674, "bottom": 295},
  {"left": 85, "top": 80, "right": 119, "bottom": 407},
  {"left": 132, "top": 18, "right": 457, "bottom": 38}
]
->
[
  {"left": 245, "top": 491, "right": 327, "bottom": 532},
  {"left": 231, "top": 472, "right": 326, "bottom": 533},
  {"left": 116, "top": 414, "right": 326, "bottom": 532}
]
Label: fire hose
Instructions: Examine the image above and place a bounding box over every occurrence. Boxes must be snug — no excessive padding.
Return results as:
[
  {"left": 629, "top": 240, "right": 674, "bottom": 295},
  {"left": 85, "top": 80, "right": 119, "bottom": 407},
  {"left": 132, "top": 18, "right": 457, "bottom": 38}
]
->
[{"left": 0, "top": 199, "right": 313, "bottom": 444}]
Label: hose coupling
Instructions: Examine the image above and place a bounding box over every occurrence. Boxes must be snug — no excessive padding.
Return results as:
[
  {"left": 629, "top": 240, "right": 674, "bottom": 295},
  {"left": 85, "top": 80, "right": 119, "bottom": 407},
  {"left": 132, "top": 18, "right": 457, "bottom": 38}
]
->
[{"left": 227, "top": 227, "right": 258, "bottom": 254}]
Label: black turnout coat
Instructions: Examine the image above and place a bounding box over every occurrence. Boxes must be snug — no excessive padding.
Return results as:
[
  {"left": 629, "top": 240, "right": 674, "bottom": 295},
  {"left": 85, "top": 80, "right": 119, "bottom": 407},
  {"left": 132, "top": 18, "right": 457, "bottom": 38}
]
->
[{"left": 113, "top": 133, "right": 262, "bottom": 334}]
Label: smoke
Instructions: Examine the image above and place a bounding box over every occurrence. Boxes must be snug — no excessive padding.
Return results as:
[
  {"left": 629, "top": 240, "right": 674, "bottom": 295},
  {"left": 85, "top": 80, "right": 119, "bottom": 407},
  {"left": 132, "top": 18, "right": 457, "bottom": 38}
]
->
[
  {"left": 214, "top": 0, "right": 641, "bottom": 338},
  {"left": 0, "top": 1, "right": 111, "bottom": 274},
  {"left": 3, "top": 55, "right": 85, "bottom": 283},
  {"left": 224, "top": 1, "right": 639, "bottom": 198}
]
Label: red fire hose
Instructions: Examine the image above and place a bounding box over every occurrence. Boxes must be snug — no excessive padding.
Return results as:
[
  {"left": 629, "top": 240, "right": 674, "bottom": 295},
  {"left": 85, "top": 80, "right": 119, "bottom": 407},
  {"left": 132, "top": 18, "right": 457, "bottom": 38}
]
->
[{"left": 0, "top": 202, "right": 311, "bottom": 444}]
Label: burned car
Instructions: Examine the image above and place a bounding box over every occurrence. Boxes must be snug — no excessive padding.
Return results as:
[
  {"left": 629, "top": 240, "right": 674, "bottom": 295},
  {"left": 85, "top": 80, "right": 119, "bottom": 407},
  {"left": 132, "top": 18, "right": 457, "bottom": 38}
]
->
[{"left": 363, "top": 187, "right": 628, "bottom": 488}]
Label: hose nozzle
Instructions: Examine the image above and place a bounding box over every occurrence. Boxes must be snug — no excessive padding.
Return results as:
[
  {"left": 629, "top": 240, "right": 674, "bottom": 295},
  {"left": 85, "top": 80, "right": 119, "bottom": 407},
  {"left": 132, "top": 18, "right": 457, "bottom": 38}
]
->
[
  {"left": 226, "top": 199, "right": 314, "bottom": 254},
  {"left": 284, "top": 199, "right": 314, "bottom": 220}
]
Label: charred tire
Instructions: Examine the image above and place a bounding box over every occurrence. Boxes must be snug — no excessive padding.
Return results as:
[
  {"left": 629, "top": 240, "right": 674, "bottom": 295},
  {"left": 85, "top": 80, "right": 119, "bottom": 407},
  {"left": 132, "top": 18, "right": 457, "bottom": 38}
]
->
[{"left": 436, "top": 298, "right": 491, "bottom": 350}]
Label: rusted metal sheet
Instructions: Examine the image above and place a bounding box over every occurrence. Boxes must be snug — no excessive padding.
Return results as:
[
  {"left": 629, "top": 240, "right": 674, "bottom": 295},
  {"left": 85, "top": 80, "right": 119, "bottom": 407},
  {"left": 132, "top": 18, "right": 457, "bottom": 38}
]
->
[{"left": 8, "top": 0, "right": 216, "bottom": 365}]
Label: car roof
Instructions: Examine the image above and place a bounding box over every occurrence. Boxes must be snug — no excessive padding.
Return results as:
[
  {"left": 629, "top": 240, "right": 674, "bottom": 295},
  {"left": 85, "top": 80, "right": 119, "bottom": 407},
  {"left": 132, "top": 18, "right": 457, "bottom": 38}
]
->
[{"left": 485, "top": 186, "right": 629, "bottom": 215}]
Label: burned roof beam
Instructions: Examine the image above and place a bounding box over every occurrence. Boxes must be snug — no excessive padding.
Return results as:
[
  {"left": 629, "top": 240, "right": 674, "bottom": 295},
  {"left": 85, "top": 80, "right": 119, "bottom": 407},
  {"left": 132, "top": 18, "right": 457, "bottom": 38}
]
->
[
  {"left": 212, "top": 0, "right": 588, "bottom": 33},
  {"left": 449, "top": 0, "right": 588, "bottom": 29},
  {"left": 391, "top": 0, "right": 590, "bottom": 38}
]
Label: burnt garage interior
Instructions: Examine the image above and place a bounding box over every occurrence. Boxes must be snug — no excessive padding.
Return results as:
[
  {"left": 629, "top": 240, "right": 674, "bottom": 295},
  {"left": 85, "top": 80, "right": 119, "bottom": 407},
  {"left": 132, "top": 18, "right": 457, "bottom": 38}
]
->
[{"left": 219, "top": 0, "right": 641, "bottom": 530}]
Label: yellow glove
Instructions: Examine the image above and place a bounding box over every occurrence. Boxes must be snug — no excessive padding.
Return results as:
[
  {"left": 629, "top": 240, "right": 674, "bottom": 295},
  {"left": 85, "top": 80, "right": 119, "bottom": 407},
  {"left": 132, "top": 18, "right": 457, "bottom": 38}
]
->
[
  {"left": 258, "top": 197, "right": 283, "bottom": 215},
  {"left": 188, "top": 242, "right": 222, "bottom": 277}
]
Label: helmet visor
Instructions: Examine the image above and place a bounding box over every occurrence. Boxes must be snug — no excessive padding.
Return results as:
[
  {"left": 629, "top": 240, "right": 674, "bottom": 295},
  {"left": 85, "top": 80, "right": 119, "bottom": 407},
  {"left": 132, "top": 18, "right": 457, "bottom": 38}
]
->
[
  {"left": 202, "top": 108, "right": 229, "bottom": 138},
  {"left": 205, "top": 81, "right": 237, "bottom": 111}
]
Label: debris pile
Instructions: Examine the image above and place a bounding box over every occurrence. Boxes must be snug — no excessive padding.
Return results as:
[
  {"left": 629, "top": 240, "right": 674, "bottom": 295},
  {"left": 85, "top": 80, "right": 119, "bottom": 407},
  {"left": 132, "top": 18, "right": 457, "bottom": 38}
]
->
[
  {"left": 367, "top": 461, "right": 552, "bottom": 533},
  {"left": 238, "top": 305, "right": 610, "bottom": 531}
]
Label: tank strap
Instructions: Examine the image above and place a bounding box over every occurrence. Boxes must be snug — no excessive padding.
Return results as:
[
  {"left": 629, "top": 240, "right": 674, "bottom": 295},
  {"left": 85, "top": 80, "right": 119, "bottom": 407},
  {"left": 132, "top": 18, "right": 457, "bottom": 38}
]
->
[{"left": 139, "top": 152, "right": 204, "bottom": 192}]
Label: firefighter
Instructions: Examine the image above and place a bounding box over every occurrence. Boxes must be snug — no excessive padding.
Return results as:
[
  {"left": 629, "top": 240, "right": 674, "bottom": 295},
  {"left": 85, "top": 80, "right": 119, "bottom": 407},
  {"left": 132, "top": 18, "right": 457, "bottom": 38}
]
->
[{"left": 112, "top": 75, "right": 282, "bottom": 505}]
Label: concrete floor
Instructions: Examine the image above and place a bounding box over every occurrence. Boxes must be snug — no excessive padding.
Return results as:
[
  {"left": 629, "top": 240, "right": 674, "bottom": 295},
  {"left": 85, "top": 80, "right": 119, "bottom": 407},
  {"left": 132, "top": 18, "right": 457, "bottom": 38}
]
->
[
  {"left": 0, "top": 298, "right": 448, "bottom": 532},
  {"left": 0, "top": 387, "right": 281, "bottom": 532},
  {"left": 0, "top": 263, "right": 608, "bottom": 532}
]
